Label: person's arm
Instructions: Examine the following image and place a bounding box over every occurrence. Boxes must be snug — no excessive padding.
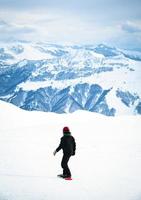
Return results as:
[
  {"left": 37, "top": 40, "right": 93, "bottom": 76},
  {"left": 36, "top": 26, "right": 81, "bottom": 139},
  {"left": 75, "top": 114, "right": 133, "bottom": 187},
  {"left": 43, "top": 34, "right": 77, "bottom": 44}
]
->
[
  {"left": 72, "top": 137, "right": 76, "bottom": 155},
  {"left": 53, "top": 138, "right": 63, "bottom": 156}
]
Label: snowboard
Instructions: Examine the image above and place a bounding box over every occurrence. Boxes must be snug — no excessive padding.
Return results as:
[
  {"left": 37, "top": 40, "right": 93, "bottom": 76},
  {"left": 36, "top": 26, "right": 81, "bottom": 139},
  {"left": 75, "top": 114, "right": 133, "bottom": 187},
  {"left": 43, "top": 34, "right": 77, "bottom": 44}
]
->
[
  {"left": 57, "top": 175, "right": 72, "bottom": 180},
  {"left": 64, "top": 177, "right": 72, "bottom": 180}
]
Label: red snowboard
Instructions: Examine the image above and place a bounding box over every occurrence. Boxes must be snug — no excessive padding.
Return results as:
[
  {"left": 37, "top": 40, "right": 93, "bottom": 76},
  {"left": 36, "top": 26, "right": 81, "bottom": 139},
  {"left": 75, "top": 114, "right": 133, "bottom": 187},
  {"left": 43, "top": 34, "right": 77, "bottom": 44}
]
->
[
  {"left": 57, "top": 175, "right": 72, "bottom": 180},
  {"left": 64, "top": 177, "right": 72, "bottom": 180}
]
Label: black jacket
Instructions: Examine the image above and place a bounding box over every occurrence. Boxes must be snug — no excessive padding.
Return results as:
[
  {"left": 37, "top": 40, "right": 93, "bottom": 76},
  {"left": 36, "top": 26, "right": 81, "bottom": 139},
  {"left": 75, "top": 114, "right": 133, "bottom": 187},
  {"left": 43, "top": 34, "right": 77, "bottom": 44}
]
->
[{"left": 56, "top": 134, "right": 76, "bottom": 156}]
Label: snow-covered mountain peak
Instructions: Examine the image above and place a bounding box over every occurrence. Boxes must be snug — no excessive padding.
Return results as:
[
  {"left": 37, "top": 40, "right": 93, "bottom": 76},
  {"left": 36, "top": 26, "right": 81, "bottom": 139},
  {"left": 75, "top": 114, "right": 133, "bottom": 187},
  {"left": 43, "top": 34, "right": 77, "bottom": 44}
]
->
[{"left": 0, "top": 41, "right": 141, "bottom": 116}]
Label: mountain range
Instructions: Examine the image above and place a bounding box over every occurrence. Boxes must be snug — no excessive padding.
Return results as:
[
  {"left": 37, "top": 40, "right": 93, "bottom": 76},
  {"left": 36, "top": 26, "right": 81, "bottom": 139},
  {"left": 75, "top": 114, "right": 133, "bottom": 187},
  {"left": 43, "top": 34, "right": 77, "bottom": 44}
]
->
[{"left": 0, "top": 42, "right": 141, "bottom": 116}]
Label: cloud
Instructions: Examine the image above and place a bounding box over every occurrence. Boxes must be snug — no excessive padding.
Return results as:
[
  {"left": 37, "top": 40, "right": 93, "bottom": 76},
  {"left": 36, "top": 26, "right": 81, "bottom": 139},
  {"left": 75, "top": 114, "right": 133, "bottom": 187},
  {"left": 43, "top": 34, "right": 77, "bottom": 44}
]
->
[
  {"left": 0, "top": 20, "right": 9, "bottom": 27},
  {"left": 121, "top": 21, "right": 141, "bottom": 33},
  {"left": 0, "top": 0, "right": 141, "bottom": 24},
  {"left": 0, "top": 19, "right": 36, "bottom": 42},
  {"left": 0, "top": 9, "right": 141, "bottom": 49}
]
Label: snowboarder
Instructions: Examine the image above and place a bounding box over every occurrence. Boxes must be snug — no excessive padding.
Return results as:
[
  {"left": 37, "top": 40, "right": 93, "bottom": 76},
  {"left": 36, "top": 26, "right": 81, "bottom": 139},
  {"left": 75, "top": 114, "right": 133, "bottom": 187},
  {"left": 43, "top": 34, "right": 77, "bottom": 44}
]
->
[{"left": 53, "top": 126, "right": 76, "bottom": 179}]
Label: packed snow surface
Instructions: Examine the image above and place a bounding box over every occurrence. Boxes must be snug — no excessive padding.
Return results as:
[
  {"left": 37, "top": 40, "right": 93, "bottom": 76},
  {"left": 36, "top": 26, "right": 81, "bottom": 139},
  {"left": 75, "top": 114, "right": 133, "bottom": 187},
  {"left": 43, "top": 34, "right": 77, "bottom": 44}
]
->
[{"left": 0, "top": 100, "right": 141, "bottom": 200}]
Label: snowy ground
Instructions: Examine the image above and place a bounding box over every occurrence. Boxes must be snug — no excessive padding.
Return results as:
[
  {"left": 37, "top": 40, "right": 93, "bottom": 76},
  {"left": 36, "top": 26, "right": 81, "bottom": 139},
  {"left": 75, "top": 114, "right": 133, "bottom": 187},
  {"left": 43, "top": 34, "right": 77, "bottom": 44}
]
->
[{"left": 0, "top": 100, "right": 141, "bottom": 200}]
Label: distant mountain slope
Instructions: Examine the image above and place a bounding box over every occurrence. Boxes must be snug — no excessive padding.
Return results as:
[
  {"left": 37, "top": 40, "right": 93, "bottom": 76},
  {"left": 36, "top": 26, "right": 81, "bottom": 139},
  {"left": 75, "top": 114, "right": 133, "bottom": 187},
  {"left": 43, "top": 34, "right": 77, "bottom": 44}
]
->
[{"left": 0, "top": 42, "right": 141, "bottom": 116}]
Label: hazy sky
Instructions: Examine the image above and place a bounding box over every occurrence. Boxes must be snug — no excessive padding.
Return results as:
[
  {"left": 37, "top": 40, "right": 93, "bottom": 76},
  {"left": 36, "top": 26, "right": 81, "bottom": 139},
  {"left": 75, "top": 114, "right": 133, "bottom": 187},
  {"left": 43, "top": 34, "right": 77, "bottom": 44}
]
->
[{"left": 0, "top": 0, "right": 141, "bottom": 48}]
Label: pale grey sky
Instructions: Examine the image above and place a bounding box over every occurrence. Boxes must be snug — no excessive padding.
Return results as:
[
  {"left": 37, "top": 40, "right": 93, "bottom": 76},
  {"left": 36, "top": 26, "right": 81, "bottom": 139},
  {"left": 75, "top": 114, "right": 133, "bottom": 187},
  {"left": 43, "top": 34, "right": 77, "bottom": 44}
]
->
[{"left": 0, "top": 0, "right": 141, "bottom": 48}]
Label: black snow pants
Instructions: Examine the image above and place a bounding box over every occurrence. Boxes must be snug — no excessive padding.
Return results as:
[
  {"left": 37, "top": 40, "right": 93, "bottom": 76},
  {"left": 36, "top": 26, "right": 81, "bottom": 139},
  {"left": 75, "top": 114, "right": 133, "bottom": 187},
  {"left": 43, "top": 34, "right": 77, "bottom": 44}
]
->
[{"left": 61, "top": 155, "right": 71, "bottom": 177}]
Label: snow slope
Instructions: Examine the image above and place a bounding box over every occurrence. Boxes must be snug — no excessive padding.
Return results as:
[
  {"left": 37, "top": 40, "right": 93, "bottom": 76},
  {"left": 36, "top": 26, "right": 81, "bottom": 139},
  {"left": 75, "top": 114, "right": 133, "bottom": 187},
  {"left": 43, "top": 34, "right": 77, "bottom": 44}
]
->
[{"left": 0, "top": 100, "right": 141, "bottom": 200}]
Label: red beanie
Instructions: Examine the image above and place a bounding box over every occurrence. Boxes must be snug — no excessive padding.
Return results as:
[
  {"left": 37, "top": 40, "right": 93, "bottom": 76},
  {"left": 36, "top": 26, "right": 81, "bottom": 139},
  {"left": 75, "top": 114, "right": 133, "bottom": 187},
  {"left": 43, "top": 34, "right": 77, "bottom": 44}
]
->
[{"left": 63, "top": 126, "right": 70, "bottom": 132}]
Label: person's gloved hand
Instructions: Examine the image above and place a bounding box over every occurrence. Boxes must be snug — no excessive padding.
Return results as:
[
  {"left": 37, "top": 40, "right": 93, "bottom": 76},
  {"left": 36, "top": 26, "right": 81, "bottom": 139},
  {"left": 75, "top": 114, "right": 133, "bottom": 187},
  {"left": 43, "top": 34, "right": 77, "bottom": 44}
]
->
[{"left": 53, "top": 150, "right": 57, "bottom": 156}]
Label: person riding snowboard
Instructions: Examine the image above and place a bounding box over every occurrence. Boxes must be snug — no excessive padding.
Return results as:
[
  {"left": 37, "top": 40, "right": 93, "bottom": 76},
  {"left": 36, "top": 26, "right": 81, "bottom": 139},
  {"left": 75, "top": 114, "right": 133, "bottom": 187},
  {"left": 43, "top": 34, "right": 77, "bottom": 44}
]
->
[{"left": 53, "top": 126, "right": 76, "bottom": 178}]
